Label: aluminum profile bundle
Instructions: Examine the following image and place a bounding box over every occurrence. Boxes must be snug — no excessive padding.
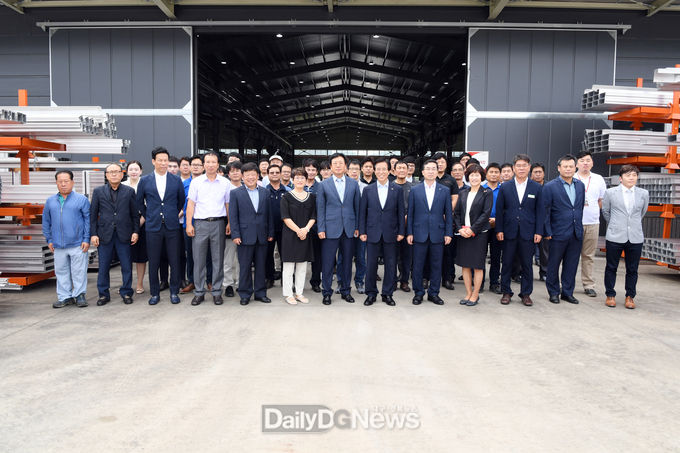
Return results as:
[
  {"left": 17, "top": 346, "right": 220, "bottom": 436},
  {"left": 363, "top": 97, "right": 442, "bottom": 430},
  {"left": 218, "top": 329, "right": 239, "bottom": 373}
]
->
[
  {"left": 0, "top": 105, "right": 117, "bottom": 138},
  {"left": 0, "top": 109, "right": 26, "bottom": 124},
  {"left": 0, "top": 240, "right": 54, "bottom": 272},
  {"left": 0, "top": 157, "right": 110, "bottom": 169},
  {"left": 582, "top": 85, "right": 674, "bottom": 112},
  {"left": 654, "top": 67, "right": 680, "bottom": 92},
  {"left": 0, "top": 171, "right": 105, "bottom": 202},
  {"left": 642, "top": 238, "right": 680, "bottom": 265},
  {"left": 606, "top": 173, "right": 680, "bottom": 204},
  {"left": 43, "top": 137, "right": 130, "bottom": 155},
  {"left": 581, "top": 129, "right": 670, "bottom": 155}
]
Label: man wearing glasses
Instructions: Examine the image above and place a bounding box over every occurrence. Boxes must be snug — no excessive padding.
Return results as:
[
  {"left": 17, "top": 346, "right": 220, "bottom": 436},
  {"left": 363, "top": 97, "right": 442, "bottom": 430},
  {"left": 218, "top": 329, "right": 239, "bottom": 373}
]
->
[{"left": 90, "top": 163, "right": 140, "bottom": 305}]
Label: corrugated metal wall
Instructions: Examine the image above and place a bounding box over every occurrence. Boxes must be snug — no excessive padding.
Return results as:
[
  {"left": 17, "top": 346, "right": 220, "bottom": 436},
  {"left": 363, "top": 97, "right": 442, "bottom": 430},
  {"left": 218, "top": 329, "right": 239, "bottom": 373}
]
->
[
  {"left": 49, "top": 28, "right": 192, "bottom": 169},
  {"left": 0, "top": 12, "right": 49, "bottom": 106},
  {"left": 466, "top": 29, "right": 615, "bottom": 179}
]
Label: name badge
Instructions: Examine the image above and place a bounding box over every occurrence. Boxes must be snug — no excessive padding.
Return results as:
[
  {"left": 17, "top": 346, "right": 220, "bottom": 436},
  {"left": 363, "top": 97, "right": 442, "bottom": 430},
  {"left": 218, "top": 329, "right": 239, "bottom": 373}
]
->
[{"left": 527, "top": 194, "right": 535, "bottom": 199}]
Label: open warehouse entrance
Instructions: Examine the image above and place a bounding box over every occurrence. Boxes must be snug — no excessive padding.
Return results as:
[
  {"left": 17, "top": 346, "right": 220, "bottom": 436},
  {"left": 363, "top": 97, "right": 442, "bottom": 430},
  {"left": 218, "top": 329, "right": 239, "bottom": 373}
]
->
[{"left": 195, "top": 30, "right": 468, "bottom": 163}]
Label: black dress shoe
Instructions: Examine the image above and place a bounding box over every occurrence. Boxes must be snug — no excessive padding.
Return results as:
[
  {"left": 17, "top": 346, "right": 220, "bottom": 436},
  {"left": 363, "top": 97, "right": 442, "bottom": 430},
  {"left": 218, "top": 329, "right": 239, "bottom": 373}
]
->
[
  {"left": 322, "top": 295, "right": 332, "bottom": 305},
  {"left": 561, "top": 294, "right": 580, "bottom": 304},
  {"left": 382, "top": 295, "right": 396, "bottom": 306},
  {"left": 224, "top": 286, "right": 235, "bottom": 297},
  {"left": 312, "top": 284, "right": 321, "bottom": 293},
  {"left": 443, "top": 280, "right": 455, "bottom": 290},
  {"left": 122, "top": 295, "right": 133, "bottom": 305},
  {"left": 96, "top": 295, "right": 110, "bottom": 306},
  {"left": 170, "top": 294, "right": 181, "bottom": 304},
  {"left": 584, "top": 288, "right": 597, "bottom": 297},
  {"left": 412, "top": 295, "right": 423, "bottom": 305},
  {"left": 549, "top": 294, "right": 560, "bottom": 304},
  {"left": 400, "top": 282, "right": 411, "bottom": 292},
  {"left": 148, "top": 295, "right": 160, "bottom": 305},
  {"left": 191, "top": 295, "right": 205, "bottom": 306},
  {"left": 159, "top": 281, "right": 170, "bottom": 291},
  {"left": 240, "top": 298, "right": 250, "bottom": 305},
  {"left": 490, "top": 284, "right": 502, "bottom": 295},
  {"left": 364, "top": 295, "right": 376, "bottom": 306},
  {"left": 539, "top": 275, "right": 546, "bottom": 282},
  {"left": 255, "top": 295, "right": 272, "bottom": 303},
  {"left": 427, "top": 294, "right": 445, "bottom": 305},
  {"left": 341, "top": 293, "right": 355, "bottom": 303},
  {"left": 213, "top": 295, "right": 223, "bottom": 305}
]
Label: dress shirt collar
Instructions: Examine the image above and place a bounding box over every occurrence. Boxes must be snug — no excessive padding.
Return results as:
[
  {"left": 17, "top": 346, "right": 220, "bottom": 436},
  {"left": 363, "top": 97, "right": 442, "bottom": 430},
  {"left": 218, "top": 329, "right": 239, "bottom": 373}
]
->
[{"left": 377, "top": 180, "right": 389, "bottom": 189}]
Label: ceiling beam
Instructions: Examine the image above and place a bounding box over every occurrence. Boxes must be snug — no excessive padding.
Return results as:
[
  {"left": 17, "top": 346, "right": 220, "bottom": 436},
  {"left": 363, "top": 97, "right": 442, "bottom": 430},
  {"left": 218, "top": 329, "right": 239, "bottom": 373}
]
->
[
  {"left": 153, "top": 0, "right": 176, "bottom": 19},
  {"left": 256, "top": 83, "right": 429, "bottom": 106},
  {"left": 647, "top": 0, "right": 675, "bottom": 16},
  {"left": 265, "top": 100, "right": 417, "bottom": 121},
  {"left": 291, "top": 121, "right": 410, "bottom": 140},
  {"left": 254, "top": 58, "right": 439, "bottom": 84},
  {"left": 275, "top": 112, "right": 417, "bottom": 131},
  {"left": 0, "top": 0, "right": 23, "bottom": 13},
  {"left": 488, "top": 0, "right": 510, "bottom": 20}
]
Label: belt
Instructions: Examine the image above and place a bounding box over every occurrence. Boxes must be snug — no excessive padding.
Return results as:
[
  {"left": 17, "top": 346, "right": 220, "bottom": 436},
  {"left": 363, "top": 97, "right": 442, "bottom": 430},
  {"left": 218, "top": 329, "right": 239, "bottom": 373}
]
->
[{"left": 195, "top": 217, "right": 225, "bottom": 222}]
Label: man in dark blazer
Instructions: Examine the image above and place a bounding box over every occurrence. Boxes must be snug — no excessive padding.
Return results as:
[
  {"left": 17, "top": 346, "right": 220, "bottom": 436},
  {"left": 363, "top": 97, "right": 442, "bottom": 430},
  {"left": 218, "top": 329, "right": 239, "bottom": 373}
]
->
[
  {"left": 495, "top": 154, "right": 544, "bottom": 307},
  {"left": 229, "top": 162, "right": 274, "bottom": 305},
  {"left": 359, "top": 158, "right": 405, "bottom": 306},
  {"left": 407, "top": 159, "right": 453, "bottom": 305},
  {"left": 543, "top": 154, "right": 586, "bottom": 305},
  {"left": 316, "top": 152, "right": 361, "bottom": 305},
  {"left": 90, "top": 163, "right": 140, "bottom": 305},
  {"left": 136, "top": 147, "right": 186, "bottom": 305}
]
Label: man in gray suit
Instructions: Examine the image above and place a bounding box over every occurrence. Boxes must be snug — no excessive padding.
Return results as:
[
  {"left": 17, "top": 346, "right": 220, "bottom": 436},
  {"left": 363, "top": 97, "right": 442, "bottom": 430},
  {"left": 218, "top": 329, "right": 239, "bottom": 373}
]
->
[{"left": 602, "top": 165, "right": 649, "bottom": 309}]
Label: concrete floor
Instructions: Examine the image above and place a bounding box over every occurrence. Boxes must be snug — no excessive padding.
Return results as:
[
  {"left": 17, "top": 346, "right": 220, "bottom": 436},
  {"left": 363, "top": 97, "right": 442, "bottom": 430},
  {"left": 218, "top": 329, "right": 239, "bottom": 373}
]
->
[{"left": 1, "top": 255, "right": 679, "bottom": 452}]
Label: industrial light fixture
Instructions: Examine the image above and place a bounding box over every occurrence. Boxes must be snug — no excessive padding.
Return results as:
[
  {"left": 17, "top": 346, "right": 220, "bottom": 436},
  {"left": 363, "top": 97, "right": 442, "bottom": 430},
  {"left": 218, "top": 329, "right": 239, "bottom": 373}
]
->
[
  {"left": 369, "top": 61, "right": 375, "bottom": 66},
  {"left": 373, "top": 34, "right": 380, "bottom": 38},
  {"left": 276, "top": 33, "right": 283, "bottom": 38},
  {"left": 299, "top": 81, "right": 304, "bottom": 84},
  {"left": 462, "top": 62, "right": 467, "bottom": 66},
  {"left": 289, "top": 61, "right": 295, "bottom": 65},
  {"left": 443, "top": 82, "right": 449, "bottom": 85},
  {"left": 241, "top": 80, "right": 246, "bottom": 84},
  {"left": 220, "top": 61, "right": 227, "bottom": 65}
]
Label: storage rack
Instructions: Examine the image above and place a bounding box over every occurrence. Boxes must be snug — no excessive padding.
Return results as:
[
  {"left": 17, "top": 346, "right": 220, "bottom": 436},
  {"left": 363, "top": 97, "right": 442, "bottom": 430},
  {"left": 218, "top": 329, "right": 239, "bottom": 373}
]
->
[
  {"left": 0, "top": 90, "right": 128, "bottom": 290},
  {"left": 583, "top": 66, "right": 680, "bottom": 271}
]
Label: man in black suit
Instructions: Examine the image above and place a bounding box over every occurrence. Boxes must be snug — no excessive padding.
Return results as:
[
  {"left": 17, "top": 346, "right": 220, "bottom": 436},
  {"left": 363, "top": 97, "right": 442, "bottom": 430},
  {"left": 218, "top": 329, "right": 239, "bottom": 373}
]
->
[
  {"left": 136, "top": 147, "right": 186, "bottom": 305},
  {"left": 229, "top": 162, "right": 274, "bottom": 305},
  {"left": 90, "top": 163, "right": 140, "bottom": 305},
  {"left": 359, "top": 158, "right": 405, "bottom": 306}
]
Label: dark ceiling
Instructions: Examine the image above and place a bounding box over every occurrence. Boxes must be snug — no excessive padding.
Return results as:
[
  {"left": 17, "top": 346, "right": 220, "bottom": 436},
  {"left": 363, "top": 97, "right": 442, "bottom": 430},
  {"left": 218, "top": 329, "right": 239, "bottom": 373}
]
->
[{"left": 197, "top": 31, "right": 467, "bottom": 156}]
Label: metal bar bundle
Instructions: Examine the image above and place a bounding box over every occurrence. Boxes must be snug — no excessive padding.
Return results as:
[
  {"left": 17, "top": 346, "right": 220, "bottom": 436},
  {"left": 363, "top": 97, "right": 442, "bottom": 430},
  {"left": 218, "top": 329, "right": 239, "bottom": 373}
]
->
[
  {"left": 0, "top": 105, "right": 118, "bottom": 138},
  {"left": 582, "top": 85, "right": 674, "bottom": 111},
  {"left": 0, "top": 240, "right": 54, "bottom": 272},
  {"left": 654, "top": 67, "right": 680, "bottom": 92},
  {"left": 642, "top": 238, "right": 680, "bottom": 265},
  {"left": 0, "top": 109, "right": 26, "bottom": 124},
  {"left": 581, "top": 129, "right": 670, "bottom": 155},
  {"left": 606, "top": 173, "right": 680, "bottom": 204},
  {"left": 0, "top": 171, "right": 106, "bottom": 202},
  {"left": 0, "top": 157, "right": 110, "bottom": 169},
  {"left": 43, "top": 138, "right": 130, "bottom": 155}
]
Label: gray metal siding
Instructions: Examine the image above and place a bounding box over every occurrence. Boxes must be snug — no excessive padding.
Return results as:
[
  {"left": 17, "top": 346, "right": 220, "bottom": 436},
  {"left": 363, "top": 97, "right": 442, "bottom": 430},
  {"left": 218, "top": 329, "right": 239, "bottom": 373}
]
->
[
  {"left": 467, "top": 29, "right": 615, "bottom": 178},
  {"left": 50, "top": 28, "right": 192, "bottom": 168},
  {"left": 0, "top": 14, "right": 49, "bottom": 106}
]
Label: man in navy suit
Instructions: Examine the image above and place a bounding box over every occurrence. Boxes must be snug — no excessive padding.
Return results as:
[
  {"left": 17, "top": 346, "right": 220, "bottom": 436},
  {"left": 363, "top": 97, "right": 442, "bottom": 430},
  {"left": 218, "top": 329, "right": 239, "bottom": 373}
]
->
[
  {"left": 407, "top": 159, "right": 453, "bottom": 305},
  {"left": 229, "top": 162, "right": 274, "bottom": 305},
  {"left": 495, "top": 154, "right": 544, "bottom": 307},
  {"left": 359, "top": 158, "right": 405, "bottom": 306},
  {"left": 543, "top": 154, "right": 586, "bottom": 305},
  {"left": 136, "top": 147, "right": 186, "bottom": 305},
  {"left": 316, "top": 152, "right": 361, "bottom": 305},
  {"left": 90, "top": 162, "right": 140, "bottom": 306}
]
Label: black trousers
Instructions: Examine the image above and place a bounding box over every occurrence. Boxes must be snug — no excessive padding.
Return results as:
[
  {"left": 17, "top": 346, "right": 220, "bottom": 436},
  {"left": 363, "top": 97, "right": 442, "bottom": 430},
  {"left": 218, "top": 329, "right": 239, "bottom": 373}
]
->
[
  {"left": 604, "top": 240, "right": 642, "bottom": 298},
  {"left": 237, "top": 242, "right": 268, "bottom": 299},
  {"left": 265, "top": 230, "right": 283, "bottom": 280},
  {"left": 397, "top": 239, "right": 412, "bottom": 284},
  {"left": 146, "top": 225, "right": 182, "bottom": 296},
  {"left": 309, "top": 233, "right": 322, "bottom": 286}
]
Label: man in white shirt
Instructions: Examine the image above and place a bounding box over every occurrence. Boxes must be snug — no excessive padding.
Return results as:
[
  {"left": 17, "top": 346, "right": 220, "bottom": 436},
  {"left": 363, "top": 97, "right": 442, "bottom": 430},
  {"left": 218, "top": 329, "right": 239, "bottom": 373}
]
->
[
  {"left": 186, "top": 152, "right": 231, "bottom": 305},
  {"left": 575, "top": 151, "right": 607, "bottom": 298}
]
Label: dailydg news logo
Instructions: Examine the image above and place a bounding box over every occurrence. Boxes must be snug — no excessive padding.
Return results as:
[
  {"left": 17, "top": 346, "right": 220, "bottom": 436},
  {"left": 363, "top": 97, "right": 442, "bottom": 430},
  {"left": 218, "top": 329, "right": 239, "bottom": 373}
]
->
[{"left": 262, "top": 405, "right": 420, "bottom": 433}]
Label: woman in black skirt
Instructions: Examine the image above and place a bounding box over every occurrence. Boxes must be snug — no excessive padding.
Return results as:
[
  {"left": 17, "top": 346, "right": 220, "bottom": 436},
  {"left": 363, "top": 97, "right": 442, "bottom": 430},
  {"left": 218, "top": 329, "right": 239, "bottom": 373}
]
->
[
  {"left": 122, "top": 160, "right": 148, "bottom": 294},
  {"left": 280, "top": 167, "right": 316, "bottom": 305},
  {"left": 454, "top": 163, "right": 493, "bottom": 306}
]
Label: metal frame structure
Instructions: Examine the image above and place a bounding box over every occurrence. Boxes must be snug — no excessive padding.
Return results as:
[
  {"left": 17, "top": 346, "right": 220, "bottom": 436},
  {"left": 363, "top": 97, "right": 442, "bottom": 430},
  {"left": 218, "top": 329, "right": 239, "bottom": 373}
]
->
[{"left": 1, "top": 0, "right": 679, "bottom": 19}]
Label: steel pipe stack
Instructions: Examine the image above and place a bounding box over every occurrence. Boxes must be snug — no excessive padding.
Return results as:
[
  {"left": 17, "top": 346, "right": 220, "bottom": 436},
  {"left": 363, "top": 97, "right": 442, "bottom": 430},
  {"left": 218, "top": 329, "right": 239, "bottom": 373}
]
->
[
  {"left": 606, "top": 173, "right": 680, "bottom": 205},
  {"left": 642, "top": 238, "right": 680, "bottom": 265},
  {"left": 0, "top": 170, "right": 105, "bottom": 202},
  {"left": 581, "top": 129, "right": 669, "bottom": 155},
  {"left": 582, "top": 85, "right": 674, "bottom": 112}
]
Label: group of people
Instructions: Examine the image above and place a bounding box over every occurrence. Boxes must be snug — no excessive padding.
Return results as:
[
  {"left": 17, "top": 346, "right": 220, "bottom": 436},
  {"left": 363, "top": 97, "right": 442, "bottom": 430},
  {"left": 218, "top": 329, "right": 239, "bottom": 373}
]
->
[{"left": 43, "top": 147, "right": 648, "bottom": 310}]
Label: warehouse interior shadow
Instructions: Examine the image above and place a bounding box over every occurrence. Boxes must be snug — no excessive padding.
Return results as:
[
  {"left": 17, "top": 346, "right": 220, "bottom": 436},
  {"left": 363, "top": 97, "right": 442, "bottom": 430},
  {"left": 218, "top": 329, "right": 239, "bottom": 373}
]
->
[{"left": 195, "top": 31, "right": 467, "bottom": 161}]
